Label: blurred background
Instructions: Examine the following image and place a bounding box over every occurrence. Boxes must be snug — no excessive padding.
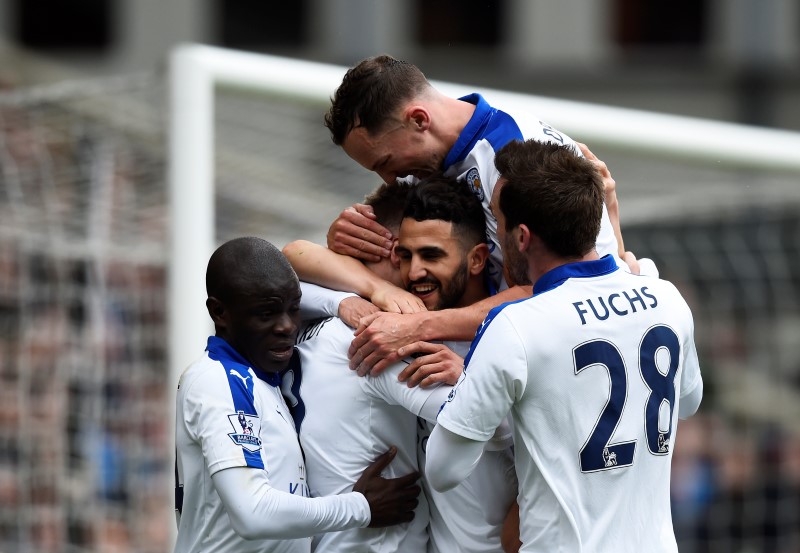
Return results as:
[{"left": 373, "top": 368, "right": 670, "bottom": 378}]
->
[{"left": 0, "top": 1, "right": 798, "bottom": 552}]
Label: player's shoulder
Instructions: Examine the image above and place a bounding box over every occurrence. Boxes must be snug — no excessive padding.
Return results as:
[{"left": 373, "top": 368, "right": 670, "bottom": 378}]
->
[
  {"left": 178, "top": 353, "right": 229, "bottom": 397},
  {"left": 489, "top": 108, "right": 577, "bottom": 153},
  {"left": 296, "top": 316, "right": 351, "bottom": 349}
]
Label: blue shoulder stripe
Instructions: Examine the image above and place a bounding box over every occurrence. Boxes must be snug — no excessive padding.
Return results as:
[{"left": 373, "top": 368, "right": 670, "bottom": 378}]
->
[
  {"left": 463, "top": 295, "right": 530, "bottom": 368},
  {"left": 443, "top": 94, "right": 523, "bottom": 169},
  {"left": 207, "top": 336, "right": 264, "bottom": 469}
]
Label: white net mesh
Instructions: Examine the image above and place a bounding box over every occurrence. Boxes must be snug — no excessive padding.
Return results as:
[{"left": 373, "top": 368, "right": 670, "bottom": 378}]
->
[
  {"left": 0, "top": 64, "right": 799, "bottom": 552},
  {"left": 0, "top": 74, "right": 169, "bottom": 552}
]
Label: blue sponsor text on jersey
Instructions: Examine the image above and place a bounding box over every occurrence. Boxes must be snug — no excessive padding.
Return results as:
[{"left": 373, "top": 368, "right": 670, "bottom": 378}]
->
[{"left": 572, "top": 286, "right": 658, "bottom": 325}]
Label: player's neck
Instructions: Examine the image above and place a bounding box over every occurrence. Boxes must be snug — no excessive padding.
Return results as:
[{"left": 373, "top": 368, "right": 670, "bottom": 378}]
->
[
  {"left": 529, "top": 250, "right": 601, "bottom": 284},
  {"left": 438, "top": 94, "right": 476, "bottom": 149},
  {"left": 455, "top": 277, "right": 490, "bottom": 309}
]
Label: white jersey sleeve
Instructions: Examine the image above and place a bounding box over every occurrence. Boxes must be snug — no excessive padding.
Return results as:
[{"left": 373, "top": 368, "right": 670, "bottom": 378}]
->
[
  {"left": 437, "top": 314, "right": 525, "bottom": 441},
  {"left": 179, "top": 363, "right": 266, "bottom": 475},
  {"left": 299, "top": 281, "right": 357, "bottom": 319},
  {"left": 213, "top": 467, "right": 369, "bottom": 540},
  {"left": 360, "top": 361, "right": 452, "bottom": 423}
]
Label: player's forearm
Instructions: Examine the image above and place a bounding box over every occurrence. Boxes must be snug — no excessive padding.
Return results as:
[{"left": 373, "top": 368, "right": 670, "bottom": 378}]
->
[
  {"left": 283, "top": 240, "right": 389, "bottom": 300},
  {"left": 419, "top": 286, "right": 532, "bottom": 342},
  {"left": 679, "top": 376, "right": 703, "bottom": 419},
  {"left": 425, "top": 425, "right": 485, "bottom": 492},
  {"left": 214, "top": 468, "right": 370, "bottom": 540}
]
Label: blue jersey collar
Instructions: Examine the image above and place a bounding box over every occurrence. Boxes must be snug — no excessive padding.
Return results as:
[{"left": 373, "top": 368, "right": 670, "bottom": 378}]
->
[
  {"left": 206, "top": 336, "right": 283, "bottom": 387},
  {"left": 533, "top": 255, "right": 619, "bottom": 296},
  {"left": 443, "top": 93, "right": 493, "bottom": 170}
]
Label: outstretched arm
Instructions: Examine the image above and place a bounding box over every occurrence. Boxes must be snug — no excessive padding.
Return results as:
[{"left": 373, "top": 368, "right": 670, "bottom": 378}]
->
[
  {"left": 283, "top": 240, "right": 424, "bottom": 314},
  {"left": 213, "top": 467, "right": 370, "bottom": 540},
  {"left": 349, "top": 285, "right": 531, "bottom": 376},
  {"left": 214, "top": 447, "right": 420, "bottom": 540},
  {"left": 577, "top": 142, "right": 640, "bottom": 274}
]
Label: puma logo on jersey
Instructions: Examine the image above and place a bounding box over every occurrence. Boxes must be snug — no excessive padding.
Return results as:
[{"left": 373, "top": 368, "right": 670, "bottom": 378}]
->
[{"left": 229, "top": 369, "right": 251, "bottom": 386}]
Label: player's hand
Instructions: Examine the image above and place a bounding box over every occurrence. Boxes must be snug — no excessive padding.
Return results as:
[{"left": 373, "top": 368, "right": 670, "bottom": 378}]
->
[
  {"left": 621, "top": 250, "right": 641, "bottom": 275},
  {"left": 349, "top": 312, "right": 428, "bottom": 376},
  {"left": 397, "top": 342, "right": 463, "bottom": 388},
  {"left": 370, "top": 283, "right": 427, "bottom": 314},
  {"left": 578, "top": 142, "right": 628, "bottom": 259},
  {"left": 577, "top": 142, "right": 617, "bottom": 201},
  {"left": 327, "top": 203, "right": 394, "bottom": 263},
  {"left": 338, "top": 296, "right": 380, "bottom": 328},
  {"left": 353, "top": 446, "right": 420, "bottom": 528}
]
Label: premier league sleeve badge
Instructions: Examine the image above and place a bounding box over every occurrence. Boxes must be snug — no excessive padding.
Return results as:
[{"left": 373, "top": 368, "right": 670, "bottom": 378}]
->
[{"left": 227, "top": 410, "right": 262, "bottom": 452}]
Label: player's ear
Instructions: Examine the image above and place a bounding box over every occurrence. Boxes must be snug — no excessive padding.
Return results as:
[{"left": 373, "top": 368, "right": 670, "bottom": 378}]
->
[
  {"left": 467, "top": 242, "right": 490, "bottom": 276},
  {"left": 389, "top": 238, "right": 401, "bottom": 268},
  {"left": 206, "top": 297, "right": 228, "bottom": 328},
  {"left": 405, "top": 106, "right": 431, "bottom": 131},
  {"left": 516, "top": 224, "right": 532, "bottom": 253}
]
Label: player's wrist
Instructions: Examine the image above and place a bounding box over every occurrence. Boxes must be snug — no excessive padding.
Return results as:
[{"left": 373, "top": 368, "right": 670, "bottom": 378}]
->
[
  {"left": 417, "top": 309, "right": 452, "bottom": 342},
  {"left": 348, "top": 491, "right": 372, "bottom": 527}
]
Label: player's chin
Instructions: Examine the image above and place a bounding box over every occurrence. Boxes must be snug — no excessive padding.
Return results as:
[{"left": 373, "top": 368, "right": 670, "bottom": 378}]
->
[{"left": 259, "top": 347, "right": 295, "bottom": 372}]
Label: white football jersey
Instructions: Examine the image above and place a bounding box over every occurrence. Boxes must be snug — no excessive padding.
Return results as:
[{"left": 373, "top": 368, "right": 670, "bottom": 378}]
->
[
  {"left": 442, "top": 94, "right": 622, "bottom": 290},
  {"left": 175, "top": 336, "right": 311, "bottom": 553},
  {"left": 438, "top": 256, "right": 703, "bottom": 553},
  {"left": 294, "top": 316, "right": 451, "bottom": 553},
  {"left": 418, "top": 340, "right": 518, "bottom": 553}
]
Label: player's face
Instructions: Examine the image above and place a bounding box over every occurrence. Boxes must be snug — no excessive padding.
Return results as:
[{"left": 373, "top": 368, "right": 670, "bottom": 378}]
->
[
  {"left": 219, "top": 277, "right": 302, "bottom": 373},
  {"left": 395, "top": 218, "right": 470, "bottom": 311},
  {"left": 491, "top": 177, "right": 530, "bottom": 286},
  {"left": 342, "top": 125, "right": 442, "bottom": 185},
  {"left": 502, "top": 227, "right": 531, "bottom": 287}
]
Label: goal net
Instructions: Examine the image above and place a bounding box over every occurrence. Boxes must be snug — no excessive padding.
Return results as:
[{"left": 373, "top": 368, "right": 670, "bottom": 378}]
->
[{"left": 0, "top": 44, "right": 799, "bottom": 552}]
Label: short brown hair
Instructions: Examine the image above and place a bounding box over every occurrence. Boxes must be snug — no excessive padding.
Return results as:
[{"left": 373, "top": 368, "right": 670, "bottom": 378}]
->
[
  {"left": 495, "top": 140, "right": 603, "bottom": 258},
  {"left": 363, "top": 180, "right": 415, "bottom": 234},
  {"left": 324, "top": 55, "right": 431, "bottom": 145}
]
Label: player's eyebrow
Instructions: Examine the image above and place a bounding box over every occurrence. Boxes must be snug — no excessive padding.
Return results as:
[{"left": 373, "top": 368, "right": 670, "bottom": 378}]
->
[{"left": 417, "top": 245, "right": 447, "bottom": 258}]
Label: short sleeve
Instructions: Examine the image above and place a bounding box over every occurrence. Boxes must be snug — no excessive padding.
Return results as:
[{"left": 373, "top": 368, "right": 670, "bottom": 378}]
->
[
  {"left": 437, "top": 313, "right": 527, "bottom": 441},
  {"left": 181, "top": 368, "right": 258, "bottom": 476}
]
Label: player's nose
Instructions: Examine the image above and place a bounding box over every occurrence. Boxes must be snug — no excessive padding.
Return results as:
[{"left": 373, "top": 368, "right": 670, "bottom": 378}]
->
[
  {"left": 273, "top": 310, "right": 298, "bottom": 336},
  {"left": 407, "top": 257, "right": 427, "bottom": 281}
]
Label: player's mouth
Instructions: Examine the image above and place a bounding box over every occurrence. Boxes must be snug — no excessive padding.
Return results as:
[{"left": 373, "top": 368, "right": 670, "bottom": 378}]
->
[
  {"left": 409, "top": 281, "right": 439, "bottom": 303},
  {"left": 267, "top": 344, "right": 294, "bottom": 362}
]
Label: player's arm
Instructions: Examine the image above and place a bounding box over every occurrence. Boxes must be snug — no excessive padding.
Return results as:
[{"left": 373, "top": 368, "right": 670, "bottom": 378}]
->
[
  {"left": 427, "top": 314, "right": 524, "bottom": 491},
  {"left": 213, "top": 447, "right": 420, "bottom": 539},
  {"left": 678, "top": 312, "right": 703, "bottom": 419},
  {"left": 283, "top": 240, "right": 425, "bottom": 314},
  {"left": 501, "top": 501, "right": 522, "bottom": 553},
  {"left": 577, "top": 142, "right": 647, "bottom": 275},
  {"left": 425, "top": 426, "right": 485, "bottom": 492},
  {"left": 362, "top": 355, "right": 454, "bottom": 422},
  {"left": 327, "top": 203, "right": 395, "bottom": 262},
  {"left": 349, "top": 284, "right": 531, "bottom": 377}
]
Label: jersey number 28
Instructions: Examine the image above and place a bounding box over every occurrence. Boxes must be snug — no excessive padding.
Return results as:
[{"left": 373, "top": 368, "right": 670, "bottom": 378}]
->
[{"left": 573, "top": 324, "right": 680, "bottom": 472}]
